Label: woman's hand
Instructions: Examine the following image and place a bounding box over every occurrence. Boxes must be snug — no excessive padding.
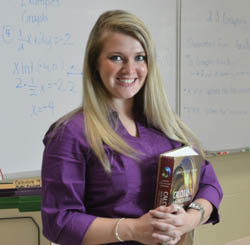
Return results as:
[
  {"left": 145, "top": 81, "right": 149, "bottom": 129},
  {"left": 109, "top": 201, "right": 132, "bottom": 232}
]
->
[
  {"left": 83, "top": 200, "right": 212, "bottom": 245},
  {"left": 126, "top": 210, "right": 179, "bottom": 245},
  {"left": 149, "top": 204, "right": 201, "bottom": 245}
]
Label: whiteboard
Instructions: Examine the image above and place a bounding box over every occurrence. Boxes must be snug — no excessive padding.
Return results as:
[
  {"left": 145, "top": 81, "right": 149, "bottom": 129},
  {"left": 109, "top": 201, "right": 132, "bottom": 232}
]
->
[
  {"left": 0, "top": 0, "right": 177, "bottom": 175},
  {"left": 180, "top": 0, "right": 250, "bottom": 152}
]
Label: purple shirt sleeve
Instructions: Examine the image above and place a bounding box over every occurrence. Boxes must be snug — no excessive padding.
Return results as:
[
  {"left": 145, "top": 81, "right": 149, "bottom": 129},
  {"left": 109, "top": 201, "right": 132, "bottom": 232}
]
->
[
  {"left": 194, "top": 160, "right": 223, "bottom": 224},
  {"left": 41, "top": 116, "right": 97, "bottom": 245}
]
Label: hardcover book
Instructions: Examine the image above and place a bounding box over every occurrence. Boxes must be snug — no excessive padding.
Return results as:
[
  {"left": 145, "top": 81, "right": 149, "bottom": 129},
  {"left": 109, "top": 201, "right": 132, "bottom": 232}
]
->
[
  {"left": 154, "top": 146, "right": 203, "bottom": 245},
  {"left": 0, "top": 183, "right": 16, "bottom": 189},
  {"left": 14, "top": 177, "right": 41, "bottom": 189},
  {"left": 0, "top": 177, "right": 41, "bottom": 190}
]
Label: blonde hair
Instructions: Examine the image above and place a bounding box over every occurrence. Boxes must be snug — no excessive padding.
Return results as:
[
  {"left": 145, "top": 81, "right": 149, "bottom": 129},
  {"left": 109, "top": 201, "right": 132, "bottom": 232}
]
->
[{"left": 58, "top": 10, "right": 204, "bottom": 173}]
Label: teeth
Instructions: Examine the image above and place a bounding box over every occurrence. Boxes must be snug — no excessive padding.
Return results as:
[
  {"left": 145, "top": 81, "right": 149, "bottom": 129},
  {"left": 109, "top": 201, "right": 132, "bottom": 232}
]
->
[{"left": 119, "top": 79, "right": 135, "bottom": 84}]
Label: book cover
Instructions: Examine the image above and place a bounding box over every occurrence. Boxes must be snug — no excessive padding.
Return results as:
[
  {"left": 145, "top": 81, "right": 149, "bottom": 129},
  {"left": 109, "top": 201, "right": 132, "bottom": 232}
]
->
[
  {"left": 0, "top": 187, "right": 41, "bottom": 196},
  {"left": 0, "top": 175, "right": 41, "bottom": 190},
  {"left": 0, "top": 195, "right": 41, "bottom": 212},
  {"left": 14, "top": 177, "right": 41, "bottom": 189},
  {"left": 154, "top": 146, "right": 203, "bottom": 245},
  {"left": 0, "top": 188, "right": 16, "bottom": 197},
  {"left": 0, "top": 183, "right": 16, "bottom": 189},
  {"left": 16, "top": 187, "right": 41, "bottom": 196}
]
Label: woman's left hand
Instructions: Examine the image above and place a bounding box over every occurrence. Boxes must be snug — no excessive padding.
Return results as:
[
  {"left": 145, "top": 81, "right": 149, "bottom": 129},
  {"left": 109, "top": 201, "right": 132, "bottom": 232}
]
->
[{"left": 149, "top": 204, "right": 199, "bottom": 245}]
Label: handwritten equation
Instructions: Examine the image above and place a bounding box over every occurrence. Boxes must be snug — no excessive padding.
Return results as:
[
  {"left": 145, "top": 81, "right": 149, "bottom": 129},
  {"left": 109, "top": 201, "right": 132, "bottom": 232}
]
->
[
  {"left": 2, "top": 25, "right": 73, "bottom": 51},
  {"left": 1, "top": 1, "right": 83, "bottom": 118},
  {"left": 183, "top": 87, "right": 250, "bottom": 96},
  {"left": 183, "top": 105, "right": 248, "bottom": 117},
  {"left": 15, "top": 77, "right": 77, "bottom": 96},
  {"left": 30, "top": 101, "right": 55, "bottom": 117},
  {"left": 12, "top": 60, "right": 82, "bottom": 116}
]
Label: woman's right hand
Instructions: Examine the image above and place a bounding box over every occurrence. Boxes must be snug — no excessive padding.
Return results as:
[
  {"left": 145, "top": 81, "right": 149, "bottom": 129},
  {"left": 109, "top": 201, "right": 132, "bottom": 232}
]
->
[{"left": 122, "top": 209, "right": 180, "bottom": 245}]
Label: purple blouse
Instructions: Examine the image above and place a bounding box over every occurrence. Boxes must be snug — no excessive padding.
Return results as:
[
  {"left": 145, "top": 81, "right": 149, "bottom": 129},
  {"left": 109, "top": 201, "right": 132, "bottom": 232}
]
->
[{"left": 41, "top": 113, "right": 223, "bottom": 245}]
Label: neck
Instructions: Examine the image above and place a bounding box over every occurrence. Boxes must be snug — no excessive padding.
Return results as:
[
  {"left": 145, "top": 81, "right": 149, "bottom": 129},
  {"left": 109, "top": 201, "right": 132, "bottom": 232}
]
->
[
  {"left": 111, "top": 98, "right": 134, "bottom": 119},
  {"left": 110, "top": 98, "right": 139, "bottom": 137}
]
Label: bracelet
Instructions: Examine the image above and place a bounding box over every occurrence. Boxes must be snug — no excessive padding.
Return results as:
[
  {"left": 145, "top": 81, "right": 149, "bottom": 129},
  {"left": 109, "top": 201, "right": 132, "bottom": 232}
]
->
[
  {"left": 115, "top": 218, "right": 125, "bottom": 242},
  {"left": 187, "top": 202, "right": 205, "bottom": 224}
]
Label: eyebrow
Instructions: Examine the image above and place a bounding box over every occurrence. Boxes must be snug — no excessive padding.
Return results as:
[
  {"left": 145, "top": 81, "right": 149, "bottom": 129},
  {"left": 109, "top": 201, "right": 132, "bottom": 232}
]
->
[
  {"left": 107, "top": 51, "right": 146, "bottom": 55},
  {"left": 135, "top": 52, "right": 146, "bottom": 55}
]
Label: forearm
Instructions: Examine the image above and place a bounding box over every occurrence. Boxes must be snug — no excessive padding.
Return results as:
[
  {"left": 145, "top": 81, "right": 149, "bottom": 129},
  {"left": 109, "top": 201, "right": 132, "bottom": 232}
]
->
[
  {"left": 186, "top": 198, "right": 214, "bottom": 230},
  {"left": 82, "top": 212, "right": 168, "bottom": 245},
  {"left": 195, "top": 159, "right": 223, "bottom": 224},
  {"left": 82, "top": 217, "right": 134, "bottom": 245}
]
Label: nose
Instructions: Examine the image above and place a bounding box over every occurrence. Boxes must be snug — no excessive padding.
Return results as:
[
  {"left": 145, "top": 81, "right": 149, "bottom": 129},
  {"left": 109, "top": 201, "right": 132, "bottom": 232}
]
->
[{"left": 121, "top": 59, "right": 136, "bottom": 74}]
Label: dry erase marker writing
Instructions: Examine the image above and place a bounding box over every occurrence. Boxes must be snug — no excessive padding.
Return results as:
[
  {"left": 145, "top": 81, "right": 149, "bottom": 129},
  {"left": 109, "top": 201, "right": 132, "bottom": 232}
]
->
[
  {"left": 217, "top": 151, "right": 229, "bottom": 155},
  {"left": 241, "top": 148, "right": 250, "bottom": 152}
]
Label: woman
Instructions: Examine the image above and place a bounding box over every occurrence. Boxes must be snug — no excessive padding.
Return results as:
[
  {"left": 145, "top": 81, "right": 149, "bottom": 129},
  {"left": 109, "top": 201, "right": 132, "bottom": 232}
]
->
[{"left": 41, "top": 10, "right": 223, "bottom": 245}]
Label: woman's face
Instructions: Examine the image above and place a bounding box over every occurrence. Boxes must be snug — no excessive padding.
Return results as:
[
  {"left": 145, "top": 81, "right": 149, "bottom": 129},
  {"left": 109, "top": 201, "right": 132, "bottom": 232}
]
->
[{"left": 98, "top": 32, "right": 148, "bottom": 102}]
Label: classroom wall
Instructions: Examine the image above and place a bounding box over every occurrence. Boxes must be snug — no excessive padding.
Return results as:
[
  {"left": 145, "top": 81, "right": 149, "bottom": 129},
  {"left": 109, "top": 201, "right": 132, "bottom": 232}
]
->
[{"left": 194, "top": 152, "right": 250, "bottom": 245}]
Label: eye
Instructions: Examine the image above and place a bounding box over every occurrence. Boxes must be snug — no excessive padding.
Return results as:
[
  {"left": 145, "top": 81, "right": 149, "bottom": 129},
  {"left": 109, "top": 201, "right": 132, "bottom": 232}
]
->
[
  {"left": 109, "top": 55, "right": 123, "bottom": 61},
  {"left": 135, "top": 55, "right": 146, "bottom": 62}
]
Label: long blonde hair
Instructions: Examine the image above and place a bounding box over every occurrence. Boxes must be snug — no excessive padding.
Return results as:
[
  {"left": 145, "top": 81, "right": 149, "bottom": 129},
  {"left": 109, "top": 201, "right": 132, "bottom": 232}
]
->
[{"left": 58, "top": 10, "right": 204, "bottom": 173}]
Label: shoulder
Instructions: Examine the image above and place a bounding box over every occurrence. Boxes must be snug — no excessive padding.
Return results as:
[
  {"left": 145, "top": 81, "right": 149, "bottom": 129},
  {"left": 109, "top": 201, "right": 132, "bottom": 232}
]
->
[
  {"left": 64, "top": 112, "right": 85, "bottom": 133},
  {"left": 43, "top": 111, "right": 88, "bottom": 148}
]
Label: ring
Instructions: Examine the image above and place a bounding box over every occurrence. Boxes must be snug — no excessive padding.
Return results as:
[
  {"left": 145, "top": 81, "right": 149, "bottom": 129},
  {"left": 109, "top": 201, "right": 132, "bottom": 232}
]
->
[{"left": 176, "top": 206, "right": 181, "bottom": 212}]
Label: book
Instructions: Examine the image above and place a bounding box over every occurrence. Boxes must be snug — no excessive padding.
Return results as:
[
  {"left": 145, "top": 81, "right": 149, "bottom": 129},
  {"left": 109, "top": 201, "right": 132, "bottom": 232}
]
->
[
  {"left": 154, "top": 146, "right": 203, "bottom": 245},
  {"left": 0, "top": 187, "right": 41, "bottom": 197},
  {"left": 0, "top": 170, "right": 40, "bottom": 184},
  {"left": 0, "top": 177, "right": 41, "bottom": 190},
  {"left": 16, "top": 187, "right": 41, "bottom": 196},
  {"left": 0, "top": 188, "right": 16, "bottom": 197},
  {"left": 0, "top": 183, "right": 16, "bottom": 189},
  {"left": 14, "top": 177, "right": 41, "bottom": 189},
  {"left": 0, "top": 195, "right": 41, "bottom": 212}
]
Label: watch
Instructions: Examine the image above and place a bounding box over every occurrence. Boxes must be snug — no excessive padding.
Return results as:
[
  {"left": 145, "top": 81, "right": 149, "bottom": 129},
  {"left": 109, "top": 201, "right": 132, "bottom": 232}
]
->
[{"left": 187, "top": 202, "right": 205, "bottom": 224}]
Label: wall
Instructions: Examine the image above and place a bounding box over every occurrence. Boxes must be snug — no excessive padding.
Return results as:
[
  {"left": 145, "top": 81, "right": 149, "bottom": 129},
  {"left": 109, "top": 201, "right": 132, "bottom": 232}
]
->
[
  {"left": 0, "top": 209, "right": 50, "bottom": 245},
  {"left": 194, "top": 152, "right": 250, "bottom": 245}
]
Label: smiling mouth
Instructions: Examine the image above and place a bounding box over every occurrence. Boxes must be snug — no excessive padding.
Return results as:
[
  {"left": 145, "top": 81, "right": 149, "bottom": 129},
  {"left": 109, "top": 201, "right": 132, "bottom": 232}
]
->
[{"left": 118, "top": 78, "right": 136, "bottom": 84}]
